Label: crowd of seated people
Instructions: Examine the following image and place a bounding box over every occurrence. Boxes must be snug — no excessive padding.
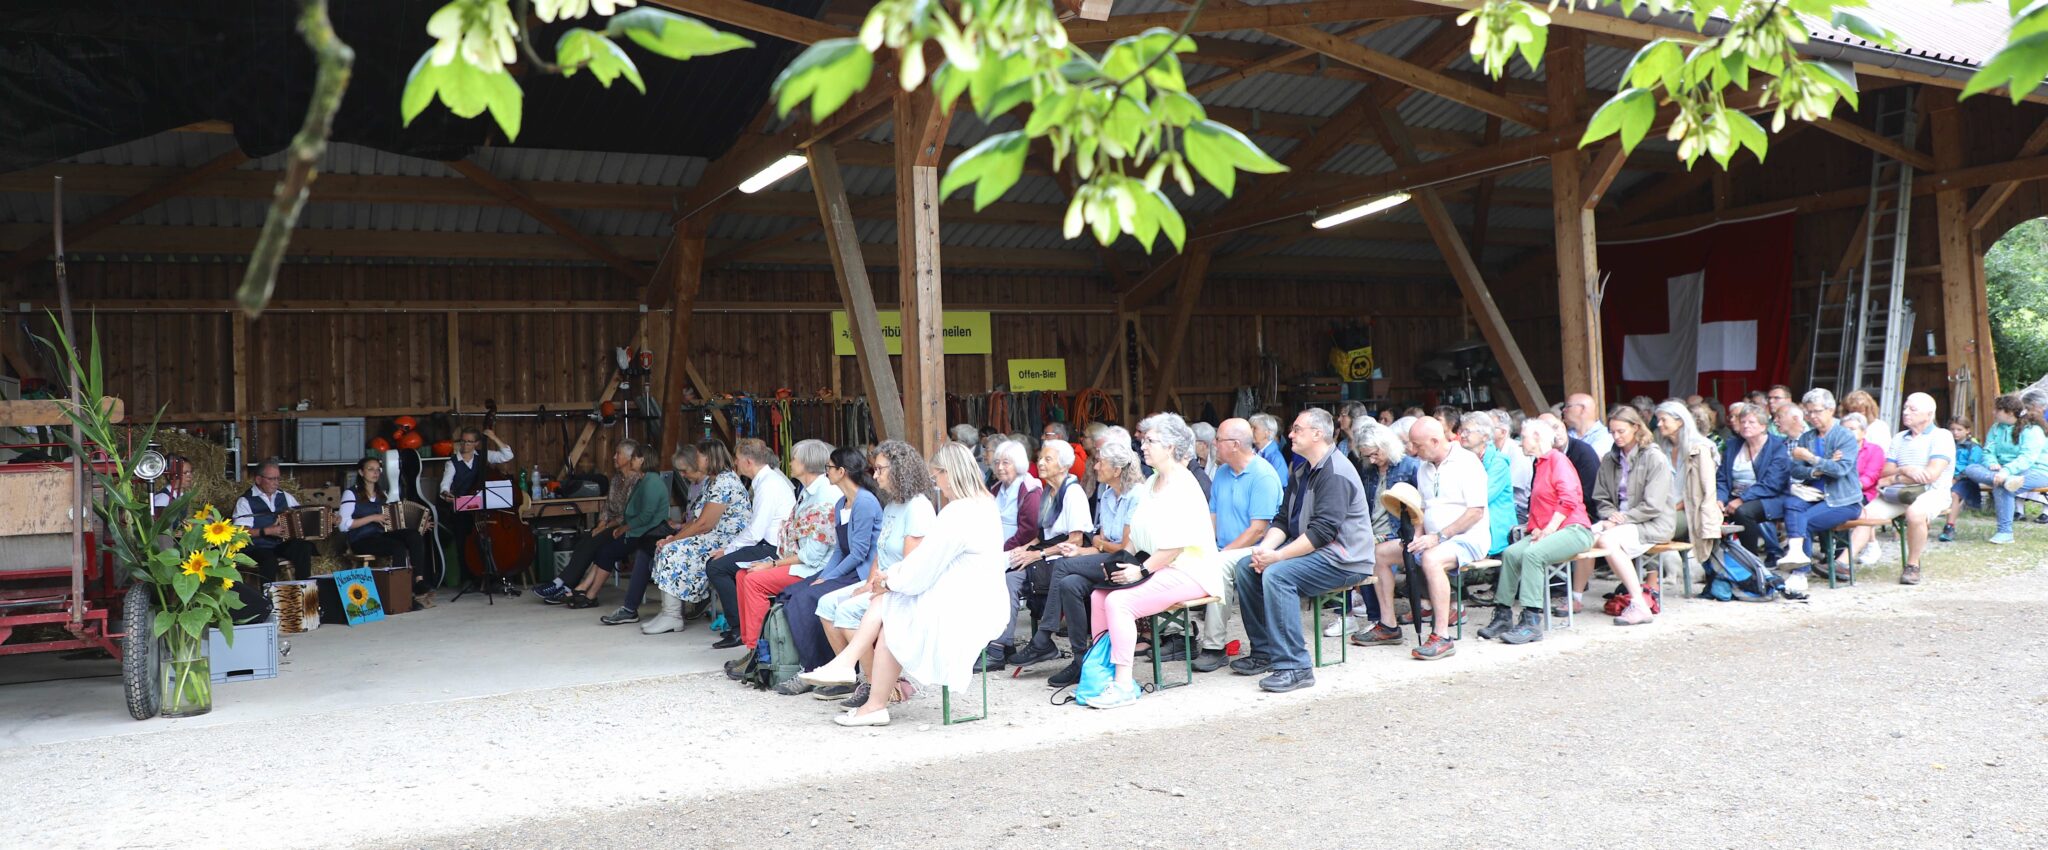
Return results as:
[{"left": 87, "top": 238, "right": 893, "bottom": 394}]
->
[{"left": 525, "top": 380, "right": 2039, "bottom": 729}]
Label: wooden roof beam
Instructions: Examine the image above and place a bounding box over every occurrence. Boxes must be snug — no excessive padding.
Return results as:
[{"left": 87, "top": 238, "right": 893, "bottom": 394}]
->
[
  {"left": 1188, "top": 20, "right": 1397, "bottom": 95},
  {"left": 1966, "top": 115, "right": 2048, "bottom": 231},
  {"left": 450, "top": 160, "right": 649, "bottom": 285},
  {"left": 1264, "top": 24, "right": 1548, "bottom": 128},
  {"left": 0, "top": 147, "right": 250, "bottom": 279},
  {"left": 1810, "top": 116, "right": 1936, "bottom": 172},
  {"left": 1065, "top": 0, "right": 1439, "bottom": 42},
  {"left": 642, "top": 0, "right": 853, "bottom": 44}
]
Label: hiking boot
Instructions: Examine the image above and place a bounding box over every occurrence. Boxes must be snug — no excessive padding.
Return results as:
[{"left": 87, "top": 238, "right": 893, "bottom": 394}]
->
[
  {"left": 1499, "top": 609, "right": 1546, "bottom": 645},
  {"left": 1228, "top": 655, "right": 1275, "bottom": 676},
  {"left": 1411, "top": 633, "right": 1457, "bottom": 660},
  {"left": 1938, "top": 523, "right": 1957, "bottom": 542},
  {"left": 1900, "top": 564, "right": 1922, "bottom": 585},
  {"left": 840, "top": 681, "right": 873, "bottom": 708},
  {"left": 1048, "top": 655, "right": 1085, "bottom": 689},
  {"left": 1257, "top": 668, "right": 1315, "bottom": 693},
  {"left": 1153, "top": 640, "right": 1188, "bottom": 662},
  {"left": 723, "top": 655, "right": 750, "bottom": 681},
  {"left": 773, "top": 677, "right": 813, "bottom": 696},
  {"left": 598, "top": 606, "right": 640, "bottom": 625},
  {"left": 1007, "top": 638, "right": 1060, "bottom": 669},
  {"left": 1476, "top": 606, "right": 1516, "bottom": 640},
  {"left": 1350, "top": 623, "right": 1404, "bottom": 647},
  {"left": 1192, "top": 648, "right": 1229, "bottom": 673}
]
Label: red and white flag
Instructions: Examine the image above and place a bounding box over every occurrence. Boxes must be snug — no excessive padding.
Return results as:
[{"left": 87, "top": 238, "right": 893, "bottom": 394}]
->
[{"left": 1599, "top": 212, "right": 1795, "bottom": 405}]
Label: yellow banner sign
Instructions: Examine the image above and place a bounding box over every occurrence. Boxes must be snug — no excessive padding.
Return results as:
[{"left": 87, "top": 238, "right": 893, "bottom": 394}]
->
[
  {"left": 831, "top": 311, "right": 992, "bottom": 356},
  {"left": 1008, "top": 358, "right": 1068, "bottom": 391}
]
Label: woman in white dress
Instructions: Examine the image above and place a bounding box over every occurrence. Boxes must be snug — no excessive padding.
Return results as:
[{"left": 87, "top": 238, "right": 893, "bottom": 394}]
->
[{"left": 802, "top": 442, "right": 1008, "bottom": 727}]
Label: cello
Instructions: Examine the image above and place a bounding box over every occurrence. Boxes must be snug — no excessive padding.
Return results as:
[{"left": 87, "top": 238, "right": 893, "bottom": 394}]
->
[{"left": 455, "top": 400, "right": 536, "bottom": 602}]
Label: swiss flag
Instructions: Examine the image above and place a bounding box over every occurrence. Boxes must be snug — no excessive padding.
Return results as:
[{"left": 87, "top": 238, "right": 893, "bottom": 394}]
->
[{"left": 1598, "top": 213, "right": 1795, "bottom": 405}]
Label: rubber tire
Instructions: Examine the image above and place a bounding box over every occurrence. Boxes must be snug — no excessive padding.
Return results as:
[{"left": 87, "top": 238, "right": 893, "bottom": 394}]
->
[{"left": 121, "top": 583, "right": 160, "bottom": 720}]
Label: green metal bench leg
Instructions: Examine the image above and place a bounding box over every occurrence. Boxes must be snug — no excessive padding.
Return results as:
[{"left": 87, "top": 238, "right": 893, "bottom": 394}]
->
[
  {"left": 1311, "top": 590, "right": 1348, "bottom": 668},
  {"left": 1145, "top": 607, "right": 1197, "bottom": 691},
  {"left": 942, "top": 664, "right": 988, "bottom": 725},
  {"left": 1894, "top": 517, "right": 1908, "bottom": 579}
]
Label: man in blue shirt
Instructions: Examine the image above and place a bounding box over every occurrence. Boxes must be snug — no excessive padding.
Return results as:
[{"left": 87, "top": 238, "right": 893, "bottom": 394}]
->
[{"left": 1195, "top": 418, "right": 1282, "bottom": 672}]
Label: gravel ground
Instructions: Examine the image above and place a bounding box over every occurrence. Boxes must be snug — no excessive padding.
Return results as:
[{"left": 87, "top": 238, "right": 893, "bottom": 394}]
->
[{"left": 14, "top": 531, "right": 2047, "bottom": 850}]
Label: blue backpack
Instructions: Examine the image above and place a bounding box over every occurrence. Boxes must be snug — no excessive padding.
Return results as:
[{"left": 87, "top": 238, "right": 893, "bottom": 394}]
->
[
  {"left": 1705, "top": 540, "right": 1782, "bottom": 602},
  {"left": 1071, "top": 639, "right": 1131, "bottom": 707}
]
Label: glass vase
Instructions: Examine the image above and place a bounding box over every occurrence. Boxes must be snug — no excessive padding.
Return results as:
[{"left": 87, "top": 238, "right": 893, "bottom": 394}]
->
[{"left": 160, "top": 633, "right": 212, "bottom": 718}]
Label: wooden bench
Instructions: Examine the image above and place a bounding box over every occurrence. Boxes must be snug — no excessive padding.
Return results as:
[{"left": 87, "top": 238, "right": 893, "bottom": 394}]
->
[
  {"left": 1640, "top": 541, "right": 1694, "bottom": 601},
  {"left": 1145, "top": 595, "right": 1221, "bottom": 690},
  {"left": 1814, "top": 516, "right": 1905, "bottom": 588}
]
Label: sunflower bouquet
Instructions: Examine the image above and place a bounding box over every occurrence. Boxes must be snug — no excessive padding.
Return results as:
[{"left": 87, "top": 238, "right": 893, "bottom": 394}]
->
[{"left": 142, "top": 506, "right": 255, "bottom": 716}]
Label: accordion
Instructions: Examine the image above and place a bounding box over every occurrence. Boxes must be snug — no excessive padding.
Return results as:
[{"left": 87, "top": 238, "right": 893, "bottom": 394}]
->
[
  {"left": 273, "top": 506, "right": 334, "bottom": 541},
  {"left": 380, "top": 501, "right": 432, "bottom": 532},
  {"left": 268, "top": 580, "right": 321, "bottom": 634}
]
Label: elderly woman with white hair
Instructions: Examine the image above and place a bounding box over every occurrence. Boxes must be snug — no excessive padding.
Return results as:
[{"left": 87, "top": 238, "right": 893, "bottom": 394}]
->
[
  {"left": 1480, "top": 416, "right": 1593, "bottom": 645},
  {"left": 1775, "top": 389, "right": 1863, "bottom": 584},
  {"left": 986, "top": 437, "right": 1093, "bottom": 669},
  {"left": 1652, "top": 398, "right": 1724, "bottom": 571},
  {"left": 1067, "top": 413, "right": 1223, "bottom": 708},
  {"left": 988, "top": 439, "right": 1042, "bottom": 551},
  {"left": 1346, "top": 419, "right": 1422, "bottom": 646},
  {"left": 1192, "top": 421, "right": 1220, "bottom": 479}
]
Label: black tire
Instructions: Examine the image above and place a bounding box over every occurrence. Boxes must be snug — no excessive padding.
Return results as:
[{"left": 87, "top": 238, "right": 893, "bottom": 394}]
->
[{"left": 121, "top": 583, "right": 160, "bottom": 720}]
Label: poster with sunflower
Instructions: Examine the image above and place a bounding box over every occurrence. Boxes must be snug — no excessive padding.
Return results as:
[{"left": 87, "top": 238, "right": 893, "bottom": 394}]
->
[{"left": 331, "top": 567, "right": 385, "bottom": 626}]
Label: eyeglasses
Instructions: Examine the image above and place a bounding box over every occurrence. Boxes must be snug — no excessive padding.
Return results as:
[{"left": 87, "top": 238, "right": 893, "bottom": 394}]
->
[
  {"left": 871, "top": 463, "right": 891, "bottom": 472},
  {"left": 257, "top": 474, "right": 281, "bottom": 482}
]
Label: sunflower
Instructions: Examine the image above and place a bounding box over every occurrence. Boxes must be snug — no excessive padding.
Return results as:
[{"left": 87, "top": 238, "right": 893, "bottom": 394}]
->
[
  {"left": 202, "top": 519, "right": 237, "bottom": 546},
  {"left": 347, "top": 582, "right": 370, "bottom": 606},
  {"left": 219, "top": 577, "right": 235, "bottom": 591},
  {"left": 179, "top": 551, "right": 211, "bottom": 579}
]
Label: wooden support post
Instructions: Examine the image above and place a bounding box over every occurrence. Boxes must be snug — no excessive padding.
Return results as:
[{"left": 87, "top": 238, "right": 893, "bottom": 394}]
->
[
  {"left": 1928, "top": 91, "right": 1996, "bottom": 428},
  {"left": 657, "top": 228, "right": 709, "bottom": 455},
  {"left": 1548, "top": 30, "right": 1603, "bottom": 410},
  {"left": 1150, "top": 247, "right": 1210, "bottom": 412},
  {"left": 897, "top": 87, "right": 952, "bottom": 457},
  {"left": 810, "top": 143, "right": 907, "bottom": 441},
  {"left": 0, "top": 314, "right": 38, "bottom": 381},
  {"left": 231, "top": 314, "right": 250, "bottom": 443},
  {"left": 1966, "top": 116, "right": 2048, "bottom": 229},
  {"left": 446, "top": 312, "right": 461, "bottom": 408}
]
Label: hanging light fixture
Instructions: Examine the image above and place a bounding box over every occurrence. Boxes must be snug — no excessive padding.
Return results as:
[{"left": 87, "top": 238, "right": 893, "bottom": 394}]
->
[
  {"left": 738, "top": 154, "right": 807, "bottom": 194},
  {"left": 1311, "top": 192, "right": 1411, "bottom": 229}
]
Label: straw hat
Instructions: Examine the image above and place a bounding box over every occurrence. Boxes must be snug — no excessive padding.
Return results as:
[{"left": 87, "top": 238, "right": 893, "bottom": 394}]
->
[{"left": 1379, "top": 482, "right": 1425, "bottom": 526}]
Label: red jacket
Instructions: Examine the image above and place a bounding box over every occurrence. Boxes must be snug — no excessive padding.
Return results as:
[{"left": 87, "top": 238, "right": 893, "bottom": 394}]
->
[{"left": 1527, "top": 450, "right": 1592, "bottom": 532}]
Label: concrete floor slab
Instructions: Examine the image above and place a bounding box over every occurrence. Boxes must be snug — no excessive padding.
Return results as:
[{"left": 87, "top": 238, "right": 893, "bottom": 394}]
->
[{"left": 0, "top": 589, "right": 727, "bottom": 749}]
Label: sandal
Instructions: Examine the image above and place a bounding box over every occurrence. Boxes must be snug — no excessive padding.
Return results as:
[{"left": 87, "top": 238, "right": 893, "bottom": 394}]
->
[{"left": 890, "top": 681, "right": 917, "bottom": 704}]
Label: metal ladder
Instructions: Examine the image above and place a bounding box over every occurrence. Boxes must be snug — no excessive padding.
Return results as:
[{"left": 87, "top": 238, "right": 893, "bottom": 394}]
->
[
  {"left": 1851, "top": 87, "right": 1918, "bottom": 425},
  {"left": 1804, "top": 269, "right": 1855, "bottom": 395}
]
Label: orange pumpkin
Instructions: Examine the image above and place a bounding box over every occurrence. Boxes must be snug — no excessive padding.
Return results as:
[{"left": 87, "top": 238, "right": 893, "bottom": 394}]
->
[
  {"left": 432, "top": 439, "right": 454, "bottom": 457},
  {"left": 369, "top": 437, "right": 391, "bottom": 452},
  {"left": 396, "top": 431, "right": 425, "bottom": 450}
]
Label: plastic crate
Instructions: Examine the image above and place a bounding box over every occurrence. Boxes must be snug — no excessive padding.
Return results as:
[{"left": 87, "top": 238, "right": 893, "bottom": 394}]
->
[
  {"left": 295, "top": 417, "right": 366, "bottom": 463},
  {"left": 205, "top": 616, "right": 280, "bottom": 683}
]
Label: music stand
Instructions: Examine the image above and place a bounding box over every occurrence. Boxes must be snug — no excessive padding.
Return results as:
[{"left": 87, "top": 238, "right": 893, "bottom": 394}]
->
[{"left": 449, "top": 480, "right": 522, "bottom": 604}]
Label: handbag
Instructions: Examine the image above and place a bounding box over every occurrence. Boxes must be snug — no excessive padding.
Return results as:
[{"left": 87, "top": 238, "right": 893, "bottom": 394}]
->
[
  {"left": 1880, "top": 483, "right": 1928, "bottom": 505},
  {"left": 1788, "top": 481, "right": 1825, "bottom": 503},
  {"left": 1071, "top": 638, "right": 1130, "bottom": 707},
  {"left": 1091, "top": 550, "right": 1156, "bottom": 590}
]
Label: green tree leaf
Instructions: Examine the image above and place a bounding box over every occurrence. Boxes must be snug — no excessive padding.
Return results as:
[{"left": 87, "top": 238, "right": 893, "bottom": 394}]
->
[
  {"left": 1181, "top": 119, "right": 1286, "bottom": 197},
  {"left": 1828, "top": 10, "right": 1894, "bottom": 47},
  {"left": 1580, "top": 87, "right": 1656, "bottom": 150},
  {"left": 1965, "top": 32, "right": 2048, "bottom": 102},
  {"left": 607, "top": 8, "right": 753, "bottom": 60},
  {"left": 484, "top": 67, "right": 523, "bottom": 141},
  {"left": 772, "top": 38, "right": 875, "bottom": 121},
  {"left": 557, "top": 29, "right": 646, "bottom": 93},
  {"left": 401, "top": 50, "right": 439, "bottom": 126},
  {"left": 939, "top": 130, "right": 1029, "bottom": 210}
]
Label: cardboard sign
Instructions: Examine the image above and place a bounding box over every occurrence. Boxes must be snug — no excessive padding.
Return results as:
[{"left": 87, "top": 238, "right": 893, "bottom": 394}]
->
[
  {"left": 331, "top": 567, "right": 386, "bottom": 626},
  {"left": 830, "top": 311, "right": 992, "bottom": 356},
  {"left": 1330, "top": 346, "right": 1375, "bottom": 381},
  {"left": 1008, "top": 358, "right": 1068, "bottom": 392}
]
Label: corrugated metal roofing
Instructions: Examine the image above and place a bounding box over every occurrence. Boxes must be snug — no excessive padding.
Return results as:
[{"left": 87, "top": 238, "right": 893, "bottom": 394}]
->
[{"left": 1804, "top": 0, "right": 2010, "bottom": 67}]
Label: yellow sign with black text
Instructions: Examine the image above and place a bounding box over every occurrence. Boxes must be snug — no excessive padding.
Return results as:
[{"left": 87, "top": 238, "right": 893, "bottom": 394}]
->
[
  {"left": 1008, "top": 358, "right": 1068, "bottom": 391},
  {"left": 831, "top": 311, "right": 992, "bottom": 356}
]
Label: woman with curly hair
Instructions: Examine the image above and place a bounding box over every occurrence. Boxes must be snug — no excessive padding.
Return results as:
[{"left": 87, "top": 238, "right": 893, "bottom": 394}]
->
[{"left": 805, "top": 440, "right": 938, "bottom": 701}]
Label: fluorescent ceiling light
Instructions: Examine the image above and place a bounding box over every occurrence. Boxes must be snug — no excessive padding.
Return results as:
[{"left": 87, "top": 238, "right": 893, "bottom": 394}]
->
[
  {"left": 1311, "top": 192, "right": 1412, "bottom": 229},
  {"left": 738, "top": 154, "right": 806, "bottom": 194}
]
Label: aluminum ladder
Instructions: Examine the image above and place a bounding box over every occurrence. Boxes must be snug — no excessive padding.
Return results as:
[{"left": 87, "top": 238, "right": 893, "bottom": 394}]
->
[
  {"left": 1804, "top": 270, "right": 1856, "bottom": 396},
  {"left": 1851, "top": 88, "right": 1918, "bottom": 426}
]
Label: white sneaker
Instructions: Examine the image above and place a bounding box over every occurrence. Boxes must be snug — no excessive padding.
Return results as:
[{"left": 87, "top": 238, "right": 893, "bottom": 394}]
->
[
  {"left": 1323, "top": 616, "right": 1347, "bottom": 637},
  {"left": 1778, "top": 545, "right": 1812, "bottom": 567},
  {"left": 1785, "top": 570, "right": 1809, "bottom": 595},
  {"left": 1857, "top": 541, "right": 1883, "bottom": 566}
]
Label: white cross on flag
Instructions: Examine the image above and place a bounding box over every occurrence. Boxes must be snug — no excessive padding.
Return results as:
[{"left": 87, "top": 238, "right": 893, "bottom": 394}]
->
[
  {"left": 1599, "top": 213, "right": 1794, "bottom": 404},
  {"left": 1620, "top": 271, "right": 1758, "bottom": 399}
]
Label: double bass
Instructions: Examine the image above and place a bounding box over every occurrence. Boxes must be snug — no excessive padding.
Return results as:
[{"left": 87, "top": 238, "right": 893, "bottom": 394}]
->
[{"left": 459, "top": 400, "right": 536, "bottom": 599}]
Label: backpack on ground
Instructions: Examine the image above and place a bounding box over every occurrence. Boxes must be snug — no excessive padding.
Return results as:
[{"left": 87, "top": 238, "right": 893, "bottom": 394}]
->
[
  {"left": 1704, "top": 539, "right": 1782, "bottom": 602},
  {"left": 741, "top": 601, "right": 804, "bottom": 689}
]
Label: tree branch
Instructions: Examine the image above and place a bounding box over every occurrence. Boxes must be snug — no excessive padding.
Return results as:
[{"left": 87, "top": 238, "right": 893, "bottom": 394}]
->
[{"left": 236, "top": 0, "right": 354, "bottom": 318}]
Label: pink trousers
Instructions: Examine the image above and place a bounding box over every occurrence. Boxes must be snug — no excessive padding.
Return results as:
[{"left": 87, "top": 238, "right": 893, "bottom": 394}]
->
[{"left": 1089, "top": 567, "right": 1207, "bottom": 667}]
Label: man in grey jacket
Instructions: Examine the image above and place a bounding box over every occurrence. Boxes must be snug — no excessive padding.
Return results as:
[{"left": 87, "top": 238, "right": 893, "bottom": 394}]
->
[{"left": 1228, "top": 408, "right": 1375, "bottom": 693}]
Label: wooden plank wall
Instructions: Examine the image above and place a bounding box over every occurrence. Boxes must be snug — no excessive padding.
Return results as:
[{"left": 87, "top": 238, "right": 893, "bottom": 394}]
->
[{"left": 7, "top": 260, "right": 1456, "bottom": 485}]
